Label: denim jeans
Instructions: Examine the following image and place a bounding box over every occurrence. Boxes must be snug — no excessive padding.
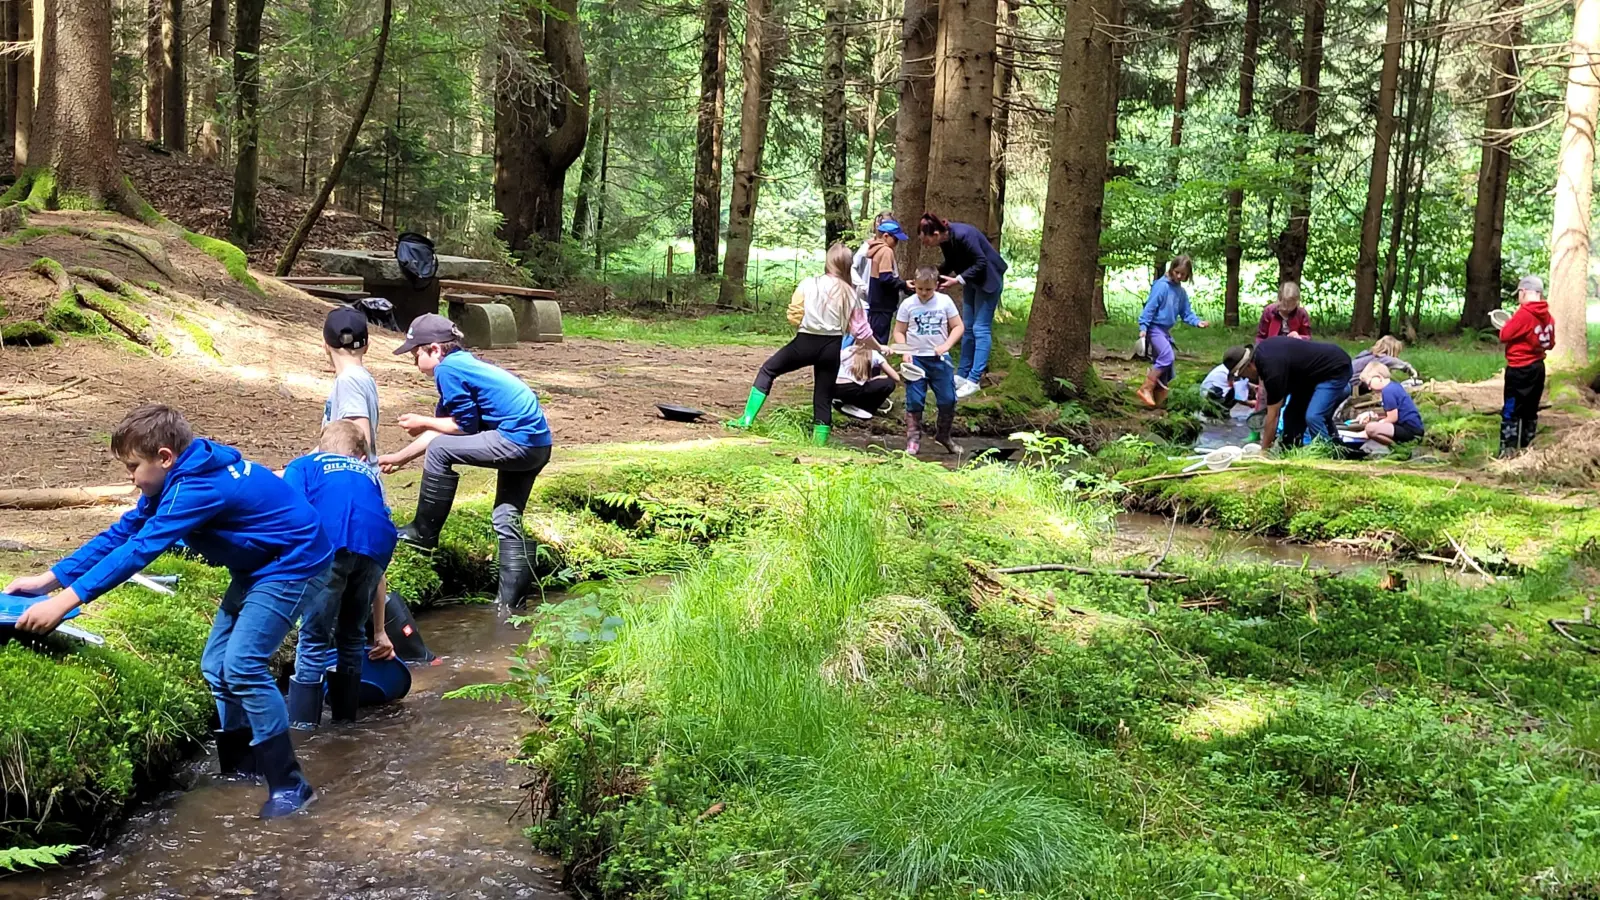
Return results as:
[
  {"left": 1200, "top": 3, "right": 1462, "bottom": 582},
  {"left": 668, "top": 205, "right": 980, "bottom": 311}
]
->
[
  {"left": 424, "top": 432, "right": 551, "bottom": 540},
  {"left": 905, "top": 354, "right": 957, "bottom": 413},
  {"left": 1280, "top": 378, "right": 1351, "bottom": 447},
  {"left": 201, "top": 566, "right": 332, "bottom": 744},
  {"left": 957, "top": 283, "right": 1002, "bottom": 382},
  {"left": 293, "top": 550, "right": 385, "bottom": 687}
]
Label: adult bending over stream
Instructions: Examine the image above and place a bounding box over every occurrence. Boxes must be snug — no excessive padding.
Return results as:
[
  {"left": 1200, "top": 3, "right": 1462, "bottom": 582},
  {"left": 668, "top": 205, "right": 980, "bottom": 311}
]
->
[
  {"left": 918, "top": 214, "right": 1007, "bottom": 398},
  {"left": 1232, "top": 336, "right": 1353, "bottom": 450}
]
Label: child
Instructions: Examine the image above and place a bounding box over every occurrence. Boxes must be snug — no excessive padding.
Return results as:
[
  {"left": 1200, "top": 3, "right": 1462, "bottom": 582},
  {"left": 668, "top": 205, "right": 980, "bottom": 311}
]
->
[
  {"left": 834, "top": 342, "right": 902, "bottom": 418},
  {"left": 1199, "top": 346, "right": 1250, "bottom": 417},
  {"left": 322, "top": 307, "right": 380, "bottom": 462},
  {"left": 1357, "top": 362, "right": 1425, "bottom": 446},
  {"left": 1255, "top": 282, "right": 1312, "bottom": 343},
  {"left": 860, "top": 220, "right": 915, "bottom": 342},
  {"left": 1349, "top": 335, "right": 1417, "bottom": 392},
  {"left": 375, "top": 314, "right": 552, "bottom": 608},
  {"left": 1137, "top": 255, "right": 1208, "bottom": 408},
  {"left": 283, "top": 420, "right": 398, "bottom": 730},
  {"left": 893, "top": 266, "right": 966, "bottom": 455},
  {"left": 1498, "top": 275, "right": 1556, "bottom": 457},
  {"left": 2, "top": 405, "right": 333, "bottom": 818}
]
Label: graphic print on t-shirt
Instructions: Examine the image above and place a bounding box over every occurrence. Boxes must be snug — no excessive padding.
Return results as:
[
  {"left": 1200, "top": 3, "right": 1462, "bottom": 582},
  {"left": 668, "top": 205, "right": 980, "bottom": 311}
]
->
[
  {"left": 896, "top": 292, "right": 959, "bottom": 355},
  {"left": 1534, "top": 323, "right": 1555, "bottom": 350}
]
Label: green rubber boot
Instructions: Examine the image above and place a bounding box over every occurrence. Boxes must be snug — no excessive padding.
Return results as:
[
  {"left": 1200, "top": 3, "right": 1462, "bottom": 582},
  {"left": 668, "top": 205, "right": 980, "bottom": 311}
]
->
[
  {"left": 812, "top": 424, "right": 831, "bottom": 446},
  {"left": 728, "top": 387, "right": 767, "bottom": 429}
]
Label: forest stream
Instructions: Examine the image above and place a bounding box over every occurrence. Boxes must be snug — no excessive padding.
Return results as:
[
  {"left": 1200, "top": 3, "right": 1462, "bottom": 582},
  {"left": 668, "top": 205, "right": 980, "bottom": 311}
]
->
[{"left": 0, "top": 606, "right": 568, "bottom": 900}]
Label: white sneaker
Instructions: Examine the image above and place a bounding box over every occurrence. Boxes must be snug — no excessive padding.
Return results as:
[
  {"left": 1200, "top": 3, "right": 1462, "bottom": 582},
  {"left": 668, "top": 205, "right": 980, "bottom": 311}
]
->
[
  {"left": 955, "top": 378, "right": 981, "bottom": 399},
  {"left": 837, "top": 403, "right": 872, "bottom": 420}
]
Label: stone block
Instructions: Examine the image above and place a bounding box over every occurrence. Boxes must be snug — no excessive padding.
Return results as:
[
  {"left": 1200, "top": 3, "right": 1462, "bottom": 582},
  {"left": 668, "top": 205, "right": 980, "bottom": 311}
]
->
[
  {"left": 448, "top": 301, "right": 518, "bottom": 350},
  {"left": 530, "top": 299, "right": 563, "bottom": 343}
]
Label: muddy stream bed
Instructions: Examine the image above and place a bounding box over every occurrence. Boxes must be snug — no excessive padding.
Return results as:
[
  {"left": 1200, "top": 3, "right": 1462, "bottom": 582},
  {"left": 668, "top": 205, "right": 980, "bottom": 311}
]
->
[{"left": 0, "top": 605, "right": 567, "bottom": 900}]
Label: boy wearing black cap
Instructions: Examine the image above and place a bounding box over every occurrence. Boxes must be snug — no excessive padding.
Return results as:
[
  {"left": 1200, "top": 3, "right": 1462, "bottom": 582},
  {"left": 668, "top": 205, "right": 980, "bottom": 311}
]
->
[
  {"left": 323, "top": 307, "right": 380, "bottom": 463},
  {"left": 376, "top": 313, "right": 552, "bottom": 608}
]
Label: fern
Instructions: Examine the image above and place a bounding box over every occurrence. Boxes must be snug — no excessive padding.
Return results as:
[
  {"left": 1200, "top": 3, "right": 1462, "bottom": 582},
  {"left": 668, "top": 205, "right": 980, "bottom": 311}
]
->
[{"left": 0, "top": 843, "right": 80, "bottom": 871}]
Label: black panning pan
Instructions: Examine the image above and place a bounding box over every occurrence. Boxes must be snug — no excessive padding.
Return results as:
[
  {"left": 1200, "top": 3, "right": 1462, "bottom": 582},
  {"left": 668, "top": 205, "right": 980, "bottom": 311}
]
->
[{"left": 656, "top": 403, "right": 705, "bottom": 423}]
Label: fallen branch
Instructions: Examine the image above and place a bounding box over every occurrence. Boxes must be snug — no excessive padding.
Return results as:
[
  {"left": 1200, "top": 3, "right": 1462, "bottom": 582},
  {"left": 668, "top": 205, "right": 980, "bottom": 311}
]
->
[
  {"left": 73, "top": 286, "right": 160, "bottom": 348},
  {"left": 0, "top": 376, "right": 86, "bottom": 405},
  {"left": 0, "top": 485, "right": 136, "bottom": 510},
  {"left": 1549, "top": 619, "right": 1600, "bottom": 654},
  {"left": 1443, "top": 531, "right": 1496, "bottom": 582},
  {"left": 993, "top": 564, "right": 1190, "bottom": 582},
  {"left": 1147, "top": 514, "right": 1178, "bottom": 572}
]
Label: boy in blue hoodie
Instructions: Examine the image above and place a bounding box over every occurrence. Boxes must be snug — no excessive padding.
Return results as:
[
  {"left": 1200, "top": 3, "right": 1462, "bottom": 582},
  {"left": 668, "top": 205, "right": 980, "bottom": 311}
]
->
[
  {"left": 283, "top": 420, "right": 398, "bottom": 730},
  {"left": 376, "top": 314, "right": 553, "bottom": 608},
  {"left": 1136, "top": 255, "right": 1208, "bottom": 408},
  {"left": 3, "top": 405, "right": 332, "bottom": 818}
]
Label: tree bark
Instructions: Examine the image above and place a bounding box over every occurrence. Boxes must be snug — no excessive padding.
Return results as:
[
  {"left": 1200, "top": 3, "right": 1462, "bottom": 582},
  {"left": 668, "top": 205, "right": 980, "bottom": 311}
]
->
[
  {"left": 891, "top": 0, "right": 938, "bottom": 272},
  {"left": 493, "top": 0, "right": 591, "bottom": 254},
  {"left": 1154, "top": 0, "right": 1195, "bottom": 275},
  {"left": 2, "top": 0, "right": 14, "bottom": 163},
  {"left": 987, "top": 0, "right": 1016, "bottom": 241},
  {"left": 860, "top": 0, "right": 892, "bottom": 219},
  {"left": 1222, "top": 0, "right": 1260, "bottom": 327},
  {"left": 594, "top": 68, "right": 612, "bottom": 269},
  {"left": 1351, "top": 0, "right": 1405, "bottom": 334},
  {"left": 925, "top": 0, "right": 996, "bottom": 239},
  {"left": 13, "top": 0, "right": 29, "bottom": 172},
  {"left": 1548, "top": 0, "right": 1600, "bottom": 368},
  {"left": 1027, "top": 0, "right": 1118, "bottom": 397},
  {"left": 31, "top": 0, "right": 125, "bottom": 205},
  {"left": 820, "top": 0, "right": 850, "bottom": 245},
  {"left": 571, "top": 92, "right": 602, "bottom": 243},
  {"left": 143, "top": 0, "right": 162, "bottom": 144},
  {"left": 1274, "top": 0, "right": 1326, "bottom": 287},
  {"left": 196, "top": 0, "right": 226, "bottom": 160},
  {"left": 162, "top": 0, "right": 184, "bottom": 151},
  {"left": 1460, "top": 3, "right": 1519, "bottom": 331},
  {"left": 274, "top": 0, "right": 392, "bottom": 276},
  {"left": 692, "top": 0, "right": 728, "bottom": 275},
  {"left": 717, "top": 0, "right": 780, "bottom": 307},
  {"left": 1091, "top": 1, "right": 1125, "bottom": 326},
  {"left": 1381, "top": 0, "right": 1427, "bottom": 333},
  {"left": 227, "top": 0, "right": 263, "bottom": 246}
]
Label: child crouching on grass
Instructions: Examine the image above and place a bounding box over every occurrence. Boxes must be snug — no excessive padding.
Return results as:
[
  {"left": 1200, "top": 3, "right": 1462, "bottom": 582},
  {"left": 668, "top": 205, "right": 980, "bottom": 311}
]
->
[
  {"left": 893, "top": 266, "right": 966, "bottom": 456},
  {"left": 1198, "top": 346, "right": 1250, "bottom": 417},
  {"left": 283, "top": 420, "right": 398, "bottom": 731},
  {"left": 1357, "top": 362, "right": 1426, "bottom": 447},
  {"left": 2, "top": 405, "right": 333, "bottom": 818}
]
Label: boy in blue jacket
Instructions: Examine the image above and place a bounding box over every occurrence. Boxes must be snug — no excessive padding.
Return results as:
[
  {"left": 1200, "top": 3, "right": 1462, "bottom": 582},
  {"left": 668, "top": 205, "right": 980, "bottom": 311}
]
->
[
  {"left": 376, "top": 314, "right": 553, "bottom": 608},
  {"left": 1136, "top": 255, "right": 1208, "bottom": 408},
  {"left": 283, "top": 420, "right": 398, "bottom": 730},
  {"left": 3, "top": 405, "right": 332, "bottom": 818}
]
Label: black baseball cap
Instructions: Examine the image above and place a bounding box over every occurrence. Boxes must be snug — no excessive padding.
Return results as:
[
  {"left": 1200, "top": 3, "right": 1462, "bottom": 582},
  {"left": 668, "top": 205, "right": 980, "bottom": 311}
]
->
[
  {"left": 393, "top": 313, "right": 463, "bottom": 355},
  {"left": 324, "top": 306, "right": 369, "bottom": 350}
]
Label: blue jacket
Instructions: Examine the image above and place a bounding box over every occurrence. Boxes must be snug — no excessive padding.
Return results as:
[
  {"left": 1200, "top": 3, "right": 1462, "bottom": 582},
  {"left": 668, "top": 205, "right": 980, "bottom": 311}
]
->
[
  {"left": 282, "top": 452, "right": 399, "bottom": 567},
  {"left": 1138, "top": 277, "right": 1202, "bottom": 330},
  {"left": 434, "top": 351, "right": 553, "bottom": 448},
  {"left": 937, "top": 222, "right": 1008, "bottom": 295},
  {"left": 52, "top": 439, "right": 333, "bottom": 603}
]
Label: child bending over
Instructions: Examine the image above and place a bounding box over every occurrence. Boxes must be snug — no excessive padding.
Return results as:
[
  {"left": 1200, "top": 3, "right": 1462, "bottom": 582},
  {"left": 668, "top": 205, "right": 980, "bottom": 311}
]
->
[{"left": 1357, "top": 362, "right": 1426, "bottom": 446}]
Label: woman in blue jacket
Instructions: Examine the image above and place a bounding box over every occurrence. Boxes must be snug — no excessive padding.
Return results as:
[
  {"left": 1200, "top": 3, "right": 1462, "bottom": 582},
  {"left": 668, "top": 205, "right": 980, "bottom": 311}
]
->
[
  {"left": 1136, "top": 255, "right": 1208, "bottom": 408},
  {"left": 918, "top": 214, "right": 1008, "bottom": 398}
]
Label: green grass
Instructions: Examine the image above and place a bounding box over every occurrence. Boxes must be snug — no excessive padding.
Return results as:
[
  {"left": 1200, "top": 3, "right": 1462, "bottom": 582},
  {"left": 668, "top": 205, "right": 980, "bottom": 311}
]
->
[{"left": 565, "top": 310, "right": 790, "bottom": 346}]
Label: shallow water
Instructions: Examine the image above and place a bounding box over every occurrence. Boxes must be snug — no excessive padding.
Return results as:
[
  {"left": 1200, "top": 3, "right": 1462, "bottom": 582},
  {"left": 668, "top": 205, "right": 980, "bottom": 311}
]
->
[
  {"left": 0, "top": 605, "right": 567, "bottom": 900},
  {"left": 1115, "top": 511, "right": 1390, "bottom": 574}
]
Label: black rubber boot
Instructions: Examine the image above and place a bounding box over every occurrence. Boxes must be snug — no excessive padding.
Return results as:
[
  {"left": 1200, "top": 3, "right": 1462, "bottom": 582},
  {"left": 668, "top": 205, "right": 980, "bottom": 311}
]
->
[
  {"left": 1519, "top": 419, "right": 1537, "bottom": 449},
  {"left": 1497, "top": 419, "right": 1521, "bottom": 459},
  {"left": 328, "top": 667, "right": 362, "bottom": 724},
  {"left": 214, "top": 729, "right": 259, "bottom": 782},
  {"left": 934, "top": 406, "right": 963, "bottom": 455},
  {"left": 286, "top": 679, "right": 324, "bottom": 731},
  {"left": 255, "top": 731, "right": 315, "bottom": 819},
  {"left": 497, "top": 538, "right": 536, "bottom": 609},
  {"left": 397, "top": 470, "right": 459, "bottom": 551}
]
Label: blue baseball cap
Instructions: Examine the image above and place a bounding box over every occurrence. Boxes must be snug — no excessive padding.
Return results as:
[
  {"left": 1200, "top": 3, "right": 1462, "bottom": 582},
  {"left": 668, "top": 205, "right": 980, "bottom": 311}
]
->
[{"left": 877, "top": 219, "right": 912, "bottom": 241}]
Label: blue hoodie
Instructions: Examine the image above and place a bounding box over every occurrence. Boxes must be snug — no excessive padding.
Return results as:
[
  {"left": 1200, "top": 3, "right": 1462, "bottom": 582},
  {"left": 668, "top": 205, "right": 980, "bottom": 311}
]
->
[
  {"left": 1138, "top": 277, "right": 1202, "bottom": 331},
  {"left": 52, "top": 439, "right": 334, "bottom": 603},
  {"left": 282, "top": 452, "right": 398, "bottom": 567},
  {"left": 434, "top": 351, "right": 553, "bottom": 448}
]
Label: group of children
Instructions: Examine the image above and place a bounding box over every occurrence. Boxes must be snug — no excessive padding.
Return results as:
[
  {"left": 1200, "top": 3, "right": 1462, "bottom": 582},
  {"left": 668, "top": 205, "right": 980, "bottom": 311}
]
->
[{"left": 1, "top": 308, "right": 554, "bottom": 820}]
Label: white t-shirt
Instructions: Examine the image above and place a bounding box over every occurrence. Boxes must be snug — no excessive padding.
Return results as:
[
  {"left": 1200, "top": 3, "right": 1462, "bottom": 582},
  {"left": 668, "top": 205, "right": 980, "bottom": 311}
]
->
[
  {"left": 895, "top": 292, "right": 960, "bottom": 356},
  {"left": 1200, "top": 364, "right": 1232, "bottom": 396},
  {"left": 837, "top": 346, "right": 887, "bottom": 385}
]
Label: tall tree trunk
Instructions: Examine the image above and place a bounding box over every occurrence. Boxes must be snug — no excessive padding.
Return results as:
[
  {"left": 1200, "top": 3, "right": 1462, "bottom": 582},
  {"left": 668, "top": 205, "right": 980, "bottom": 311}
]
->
[
  {"left": 493, "top": 0, "right": 591, "bottom": 254},
  {"left": 196, "top": 0, "right": 225, "bottom": 160},
  {"left": 692, "top": 0, "right": 728, "bottom": 275},
  {"left": 31, "top": 0, "right": 126, "bottom": 205},
  {"left": 859, "top": 0, "right": 892, "bottom": 219},
  {"left": 162, "top": 0, "right": 183, "bottom": 151},
  {"left": 925, "top": 0, "right": 996, "bottom": 236},
  {"left": 1351, "top": 0, "right": 1405, "bottom": 334},
  {"left": 987, "top": 0, "right": 1016, "bottom": 241},
  {"left": 1222, "top": 0, "right": 1260, "bottom": 327},
  {"left": 891, "top": 0, "right": 938, "bottom": 272},
  {"left": 1028, "top": 0, "right": 1118, "bottom": 397},
  {"left": 227, "top": 0, "right": 263, "bottom": 246},
  {"left": 1381, "top": 0, "right": 1427, "bottom": 332},
  {"left": 1154, "top": 0, "right": 1195, "bottom": 275},
  {"left": 1398, "top": 11, "right": 1445, "bottom": 340},
  {"left": 1548, "top": 0, "right": 1600, "bottom": 368},
  {"left": 594, "top": 67, "right": 612, "bottom": 269},
  {"left": 143, "top": 0, "right": 162, "bottom": 143},
  {"left": 275, "top": 0, "right": 392, "bottom": 276},
  {"left": 820, "top": 0, "right": 850, "bottom": 245},
  {"left": 3, "top": 0, "right": 15, "bottom": 162},
  {"left": 571, "top": 93, "right": 602, "bottom": 243},
  {"left": 717, "top": 0, "right": 780, "bottom": 307},
  {"left": 1274, "top": 0, "right": 1326, "bottom": 286},
  {"left": 1461, "top": 1, "right": 1520, "bottom": 331},
  {"left": 1091, "top": 1, "right": 1125, "bottom": 326},
  {"left": 13, "top": 0, "right": 30, "bottom": 172}
]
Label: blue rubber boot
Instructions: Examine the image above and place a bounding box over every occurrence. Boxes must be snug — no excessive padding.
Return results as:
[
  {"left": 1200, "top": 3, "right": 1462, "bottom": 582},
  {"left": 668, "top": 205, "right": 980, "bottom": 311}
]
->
[
  {"left": 255, "top": 731, "right": 315, "bottom": 818},
  {"left": 286, "top": 679, "right": 324, "bottom": 731}
]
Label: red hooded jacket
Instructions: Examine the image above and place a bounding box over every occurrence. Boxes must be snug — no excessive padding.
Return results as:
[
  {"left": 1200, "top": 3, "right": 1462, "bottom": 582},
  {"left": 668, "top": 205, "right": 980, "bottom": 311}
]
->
[
  {"left": 1499, "top": 300, "right": 1555, "bottom": 368},
  {"left": 1255, "top": 302, "right": 1312, "bottom": 343}
]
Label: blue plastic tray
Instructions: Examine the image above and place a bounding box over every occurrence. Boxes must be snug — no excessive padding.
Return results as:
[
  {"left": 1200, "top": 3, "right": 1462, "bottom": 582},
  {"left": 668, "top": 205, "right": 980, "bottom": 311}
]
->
[{"left": 0, "top": 595, "right": 82, "bottom": 626}]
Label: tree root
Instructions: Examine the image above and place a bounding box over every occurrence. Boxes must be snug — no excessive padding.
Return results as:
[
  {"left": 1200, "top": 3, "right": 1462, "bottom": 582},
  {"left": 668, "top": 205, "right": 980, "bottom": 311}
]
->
[
  {"left": 992, "top": 563, "right": 1191, "bottom": 582},
  {"left": 61, "top": 226, "right": 178, "bottom": 280}
]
